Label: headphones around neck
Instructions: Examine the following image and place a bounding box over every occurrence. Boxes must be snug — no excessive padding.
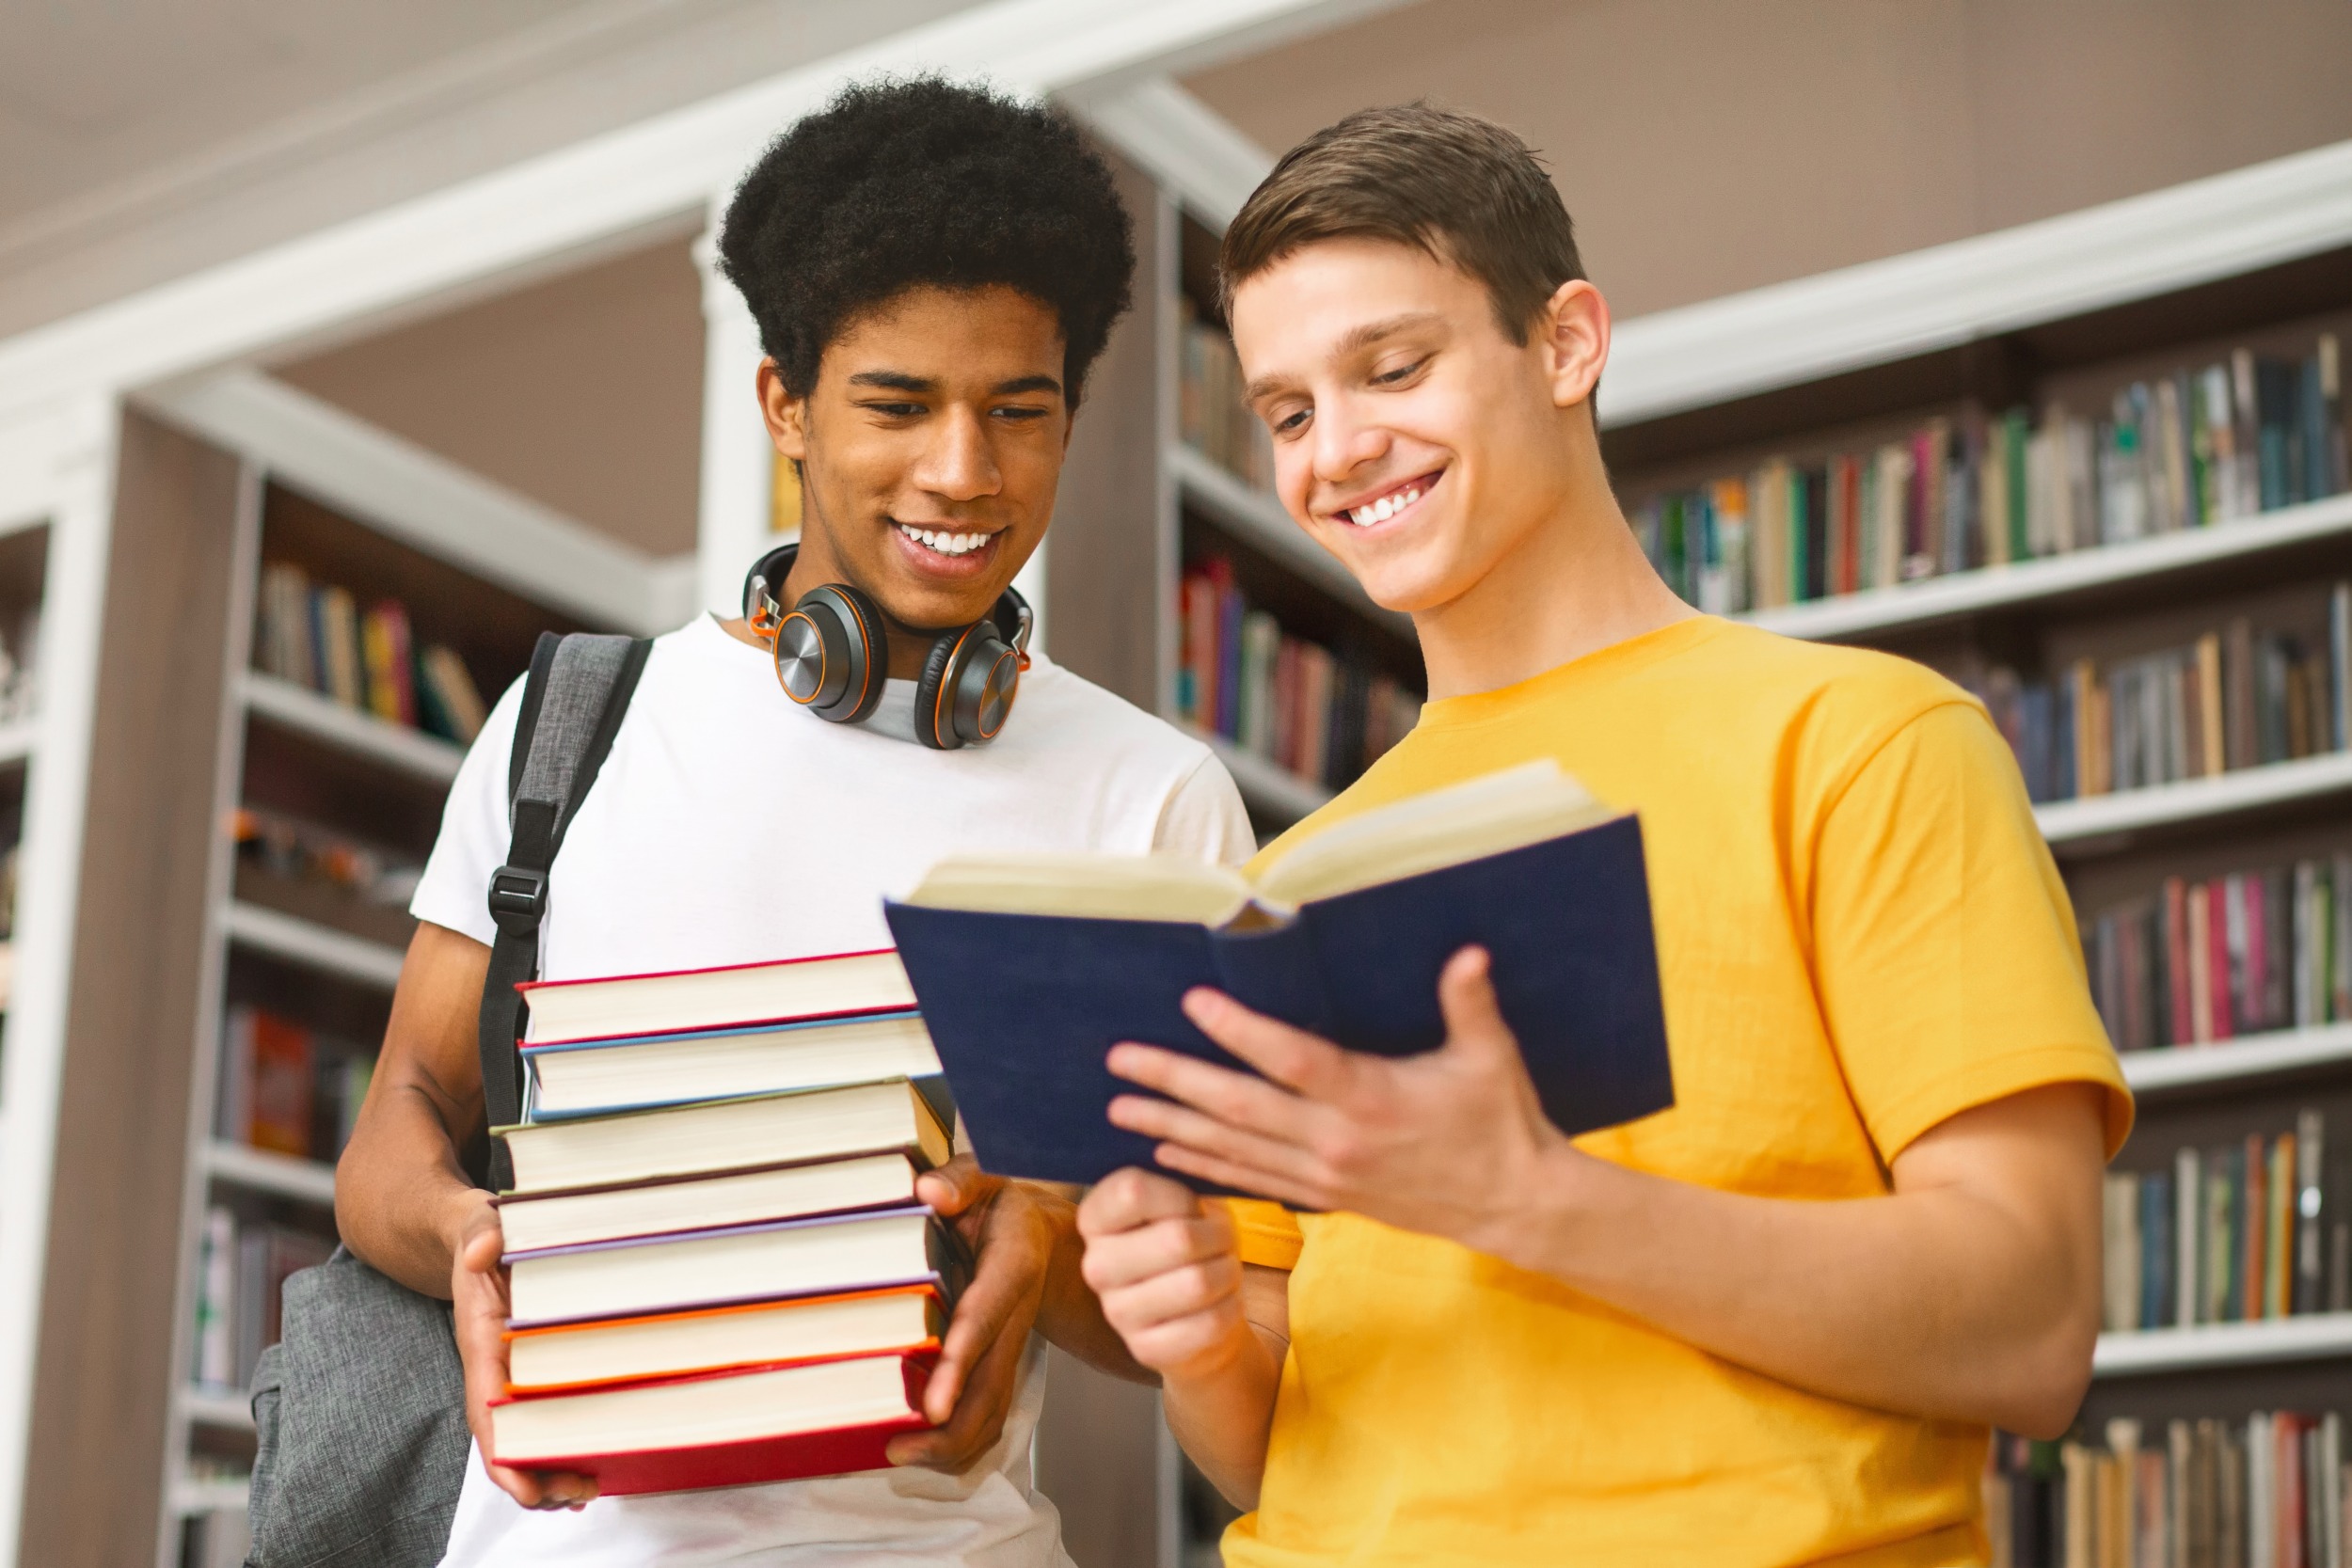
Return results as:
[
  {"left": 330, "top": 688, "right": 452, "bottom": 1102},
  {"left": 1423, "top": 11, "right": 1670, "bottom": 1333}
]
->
[{"left": 742, "top": 543, "right": 1033, "bottom": 751}]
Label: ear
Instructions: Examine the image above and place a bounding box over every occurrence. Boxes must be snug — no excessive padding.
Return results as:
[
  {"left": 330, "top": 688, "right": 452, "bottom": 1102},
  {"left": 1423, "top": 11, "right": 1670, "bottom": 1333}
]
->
[
  {"left": 1537, "top": 279, "right": 1610, "bottom": 413},
  {"left": 757, "top": 358, "right": 809, "bottom": 461}
]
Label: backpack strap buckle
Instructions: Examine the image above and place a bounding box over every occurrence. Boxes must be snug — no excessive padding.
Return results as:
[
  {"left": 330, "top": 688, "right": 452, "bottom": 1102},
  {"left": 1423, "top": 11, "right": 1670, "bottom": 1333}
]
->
[{"left": 486, "top": 864, "right": 548, "bottom": 936}]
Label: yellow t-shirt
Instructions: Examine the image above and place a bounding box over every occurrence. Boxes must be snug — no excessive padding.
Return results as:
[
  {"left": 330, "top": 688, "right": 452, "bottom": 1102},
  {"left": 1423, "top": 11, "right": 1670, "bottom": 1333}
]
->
[{"left": 1220, "top": 615, "right": 2131, "bottom": 1568}]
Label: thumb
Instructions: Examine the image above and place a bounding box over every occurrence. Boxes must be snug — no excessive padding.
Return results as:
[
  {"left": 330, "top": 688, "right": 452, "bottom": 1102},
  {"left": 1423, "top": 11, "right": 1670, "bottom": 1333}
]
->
[
  {"left": 460, "top": 1219, "right": 505, "bottom": 1275},
  {"left": 1436, "top": 946, "right": 1518, "bottom": 1066},
  {"left": 916, "top": 1153, "right": 1000, "bottom": 1219}
]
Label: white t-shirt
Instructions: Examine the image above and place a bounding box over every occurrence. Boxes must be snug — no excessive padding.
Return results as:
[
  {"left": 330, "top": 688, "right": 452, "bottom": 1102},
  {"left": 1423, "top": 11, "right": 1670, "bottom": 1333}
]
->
[{"left": 414, "top": 613, "right": 1251, "bottom": 1568}]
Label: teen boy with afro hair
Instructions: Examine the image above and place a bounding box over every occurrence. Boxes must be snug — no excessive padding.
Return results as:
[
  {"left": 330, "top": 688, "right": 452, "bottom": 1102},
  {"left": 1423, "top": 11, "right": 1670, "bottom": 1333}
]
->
[
  {"left": 338, "top": 78, "right": 1250, "bottom": 1568},
  {"left": 1076, "top": 104, "right": 2131, "bottom": 1567}
]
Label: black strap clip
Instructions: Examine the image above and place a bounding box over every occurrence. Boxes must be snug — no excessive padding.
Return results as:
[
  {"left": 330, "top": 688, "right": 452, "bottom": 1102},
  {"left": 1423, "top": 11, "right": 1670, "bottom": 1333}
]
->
[{"left": 486, "top": 864, "right": 549, "bottom": 936}]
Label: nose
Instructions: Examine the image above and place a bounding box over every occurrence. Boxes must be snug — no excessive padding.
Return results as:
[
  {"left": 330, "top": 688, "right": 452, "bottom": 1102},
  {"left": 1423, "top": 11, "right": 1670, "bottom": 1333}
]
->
[
  {"left": 1311, "top": 394, "right": 1391, "bottom": 491},
  {"left": 914, "top": 404, "right": 1002, "bottom": 502}
]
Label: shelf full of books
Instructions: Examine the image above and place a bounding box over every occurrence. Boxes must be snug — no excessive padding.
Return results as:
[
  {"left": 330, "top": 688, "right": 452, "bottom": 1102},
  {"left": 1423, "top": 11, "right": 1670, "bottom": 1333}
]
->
[
  {"left": 1986, "top": 1411, "right": 2346, "bottom": 1568},
  {"left": 1629, "top": 330, "right": 2347, "bottom": 627},
  {"left": 172, "top": 479, "right": 598, "bottom": 1568}
]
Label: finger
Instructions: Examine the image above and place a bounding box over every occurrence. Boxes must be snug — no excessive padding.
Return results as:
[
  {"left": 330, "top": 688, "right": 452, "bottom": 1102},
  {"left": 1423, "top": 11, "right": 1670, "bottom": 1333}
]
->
[
  {"left": 489, "top": 1460, "right": 598, "bottom": 1510},
  {"left": 1108, "top": 1092, "right": 1327, "bottom": 1190},
  {"left": 1106, "top": 1043, "right": 1322, "bottom": 1140},
  {"left": 1099, "top": 1250, "right": 1243, "bottom": 1331},
  {"left": 925, "top": 1232, "right": 1043, "bottom": 1421},
  {"left": 1078, "top": 1212, "right": 1237, "bottom": 1295},
  {"left": 1075, "top": 1165, "right": 1201, "bottom": 1238},
  {"left": 915, "top": 1153, "right": 999, "bottom": 1218},
  {"left": 1435, "top": 946, "right": 1519, "bottom": 1066},
  {"left": 1150, "top": 1139, "right": 1330, "bottom": 1212},
  {"left": 889, "top": 1309, "right": 1031, "bottom": 1470},
  {"left": 1180, "top": 988, "right": 1358, "bottom": 1098}
]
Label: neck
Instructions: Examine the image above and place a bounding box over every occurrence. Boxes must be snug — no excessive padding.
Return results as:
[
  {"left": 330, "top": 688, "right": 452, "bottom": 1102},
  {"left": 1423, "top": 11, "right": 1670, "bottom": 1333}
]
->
[{"left": 1410, "top": 459, "right": 1694, "bottom": 702}]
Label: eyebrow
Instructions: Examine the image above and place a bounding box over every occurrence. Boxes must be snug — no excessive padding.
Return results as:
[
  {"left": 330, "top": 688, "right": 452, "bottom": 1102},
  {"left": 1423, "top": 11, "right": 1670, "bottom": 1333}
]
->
[
  {"left": 846, "top": 371, "right": 1064, "bottom": 399},
  {"left": 1245, "top": 311, "right": 1444, "bottom": 404}
]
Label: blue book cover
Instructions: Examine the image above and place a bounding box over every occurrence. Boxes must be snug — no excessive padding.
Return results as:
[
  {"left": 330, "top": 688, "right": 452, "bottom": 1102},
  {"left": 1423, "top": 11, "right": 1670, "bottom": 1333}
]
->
[{"left": 883, "top": 816, "right": 1675, "bottom": 1190}]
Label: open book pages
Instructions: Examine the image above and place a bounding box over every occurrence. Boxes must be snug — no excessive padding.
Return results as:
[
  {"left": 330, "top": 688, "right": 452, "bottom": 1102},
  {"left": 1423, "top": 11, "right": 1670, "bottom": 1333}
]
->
[{"left": 902, "top": 760, "right": 1613, "bottom": 924}]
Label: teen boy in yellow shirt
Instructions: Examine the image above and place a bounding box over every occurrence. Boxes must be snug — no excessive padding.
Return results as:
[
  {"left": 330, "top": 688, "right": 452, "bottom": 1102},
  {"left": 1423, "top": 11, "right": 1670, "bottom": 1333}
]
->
[{"left": 1073, "top": 104, "right": 2133, "bottom": 1567}]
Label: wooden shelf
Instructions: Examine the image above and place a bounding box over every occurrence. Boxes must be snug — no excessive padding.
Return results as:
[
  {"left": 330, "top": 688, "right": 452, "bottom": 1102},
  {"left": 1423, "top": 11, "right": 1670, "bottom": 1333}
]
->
[
  {"left": 204, "top": 1139, "right": 336, "bottom": 1206},
  {"left": 2122, "top": 1023, "right": 2352, "bottom": 1099},
  {"left": 2034, "top": 750, "right": 2352, "bottom": 851},
  {"left": 1168, "top": 443, "right": 1414, "bottom": 639},
  {"left": 2094, "top": 1313, "right": 2352, "bottom": 1377},
  {"left": 168, "top": 1477, "right": 250, "bottom": 1517},
  {"left": 1745, "top": 491, "right": 2352, "bottom": 642},
  {"left": 1181, "top": 721, "right": 1334, "bottom": 826},
  {"left": 221, "top": 900, "right": 405, "bottom": 990},
  {"left": 239, "top": 670, "right": 464, "bottom": 785},
  {"left": 176, "top": 1385, "right": 255, "bottom": 1433}
]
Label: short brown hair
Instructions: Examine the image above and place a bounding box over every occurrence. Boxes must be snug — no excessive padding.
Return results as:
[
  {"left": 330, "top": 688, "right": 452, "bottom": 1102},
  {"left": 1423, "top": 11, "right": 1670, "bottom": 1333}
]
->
[{"left": 1221, "top": 103, "right": 1582, "bottom": 343}]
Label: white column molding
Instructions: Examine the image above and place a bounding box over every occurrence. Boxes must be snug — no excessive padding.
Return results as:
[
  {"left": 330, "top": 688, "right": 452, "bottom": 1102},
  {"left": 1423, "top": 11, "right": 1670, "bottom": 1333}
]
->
[
  {"left": 694, "top": 218, "right": 777, "bottom": 621},
  {"left": 0, "top": 390, "right": 119, "bottom": 1568}
]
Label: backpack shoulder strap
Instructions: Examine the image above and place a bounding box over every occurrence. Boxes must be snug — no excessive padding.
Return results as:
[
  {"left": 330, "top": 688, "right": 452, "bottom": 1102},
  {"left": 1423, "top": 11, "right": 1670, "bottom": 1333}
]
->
[{"left": 472, "top": 630, "right": 652, "bottom": 1189}]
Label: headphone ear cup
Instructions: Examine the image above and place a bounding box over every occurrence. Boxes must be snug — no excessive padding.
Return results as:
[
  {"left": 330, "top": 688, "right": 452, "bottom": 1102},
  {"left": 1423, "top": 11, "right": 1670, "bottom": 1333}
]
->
[
  {"left": 913, "top": 626, "right": 967, "bottom": 750},
  {"left": 915, "top": 623, "right": 1022, "bottom": 750},
  {"left": 787, "top": 584, "right": 888, "bottom": 724}
]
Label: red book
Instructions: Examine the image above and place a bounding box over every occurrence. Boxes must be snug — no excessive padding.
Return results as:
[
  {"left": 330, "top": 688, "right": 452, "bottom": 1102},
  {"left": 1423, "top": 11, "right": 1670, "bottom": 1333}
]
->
[
  {"left": 2243, "top": 873, "right": 2272, "bottom": 1034},
  {"left": 2242, "top": 1132, "right": 2267, "bottom": 1323},
  {"left": 2205, "top": 880, "right": 2235, "bottom": 1041},
  {"left": 517, "top": 949, "right": 914, "bottom": 1046},
  {"left": 2162, "top": 878, "right": 2193, "bottom": 1046},
  {"left": 490, "top": 1350, "right": 933, "bottom": 1497}
]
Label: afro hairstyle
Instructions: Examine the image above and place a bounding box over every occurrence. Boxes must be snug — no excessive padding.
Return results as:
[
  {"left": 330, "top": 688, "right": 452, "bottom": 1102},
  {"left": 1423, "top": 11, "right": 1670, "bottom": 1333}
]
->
[{"left": 717, "top": 77, "right": 1136, "bottom": 407}]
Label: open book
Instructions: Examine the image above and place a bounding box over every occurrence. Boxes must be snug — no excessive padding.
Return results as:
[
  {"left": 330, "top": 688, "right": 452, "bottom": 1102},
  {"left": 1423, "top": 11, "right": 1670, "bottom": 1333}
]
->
[{"left": 884, "top": 761, "right": 1673, "bottom": 1188}]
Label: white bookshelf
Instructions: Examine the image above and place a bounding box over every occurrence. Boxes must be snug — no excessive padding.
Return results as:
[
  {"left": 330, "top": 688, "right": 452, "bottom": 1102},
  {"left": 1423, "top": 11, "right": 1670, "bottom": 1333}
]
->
[
  {"left": 219, "top": 901, "right": 405, "bottom": 990},
  {"left": 167, "top": 1479, "right": 249, "bottom": 1518},
  {"left": 2034, "top": 751, "right": 2352, "bottom": 850},
  {"left": 202, "top": 1139, "right": 336, "bottom": 1206},
  {"left": 238, "top": 672, "right": 464, "bottom": 785},
  {"left": 1747, "top": 491, "right": 2352, "bottom": 643},
  {"left": 174, "top": 1386, "right": 256, "bottom": 1434},
  {"left": 2095, "top": 1313, "right": 2352, "bottom": 1378},
  {"left": 2122, "top": 1023, "right": 2352, "bottom": 1099},
  {"left": 1182, "top": 721, "right": 1334, "bottom": 825},
  {"left": 1167, "top": 443, "right": 1413, "bottom": 638}
]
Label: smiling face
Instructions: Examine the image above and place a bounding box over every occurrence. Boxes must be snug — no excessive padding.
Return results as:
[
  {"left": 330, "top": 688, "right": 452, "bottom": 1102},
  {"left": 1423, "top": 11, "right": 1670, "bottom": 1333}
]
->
[
  {"left": 761, "top": 283, "right": 1068, "bottom": 665},
  {"left": 1230, "top": 237, "right": 1604, "bottom": 619}
]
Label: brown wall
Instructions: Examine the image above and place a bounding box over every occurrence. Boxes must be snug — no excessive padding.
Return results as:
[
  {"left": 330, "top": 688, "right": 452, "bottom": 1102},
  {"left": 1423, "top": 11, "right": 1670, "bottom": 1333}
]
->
[
  {"left": 18, "top": 410, "right": 243, "bottom": 1568},
  {"left": 1185, "top": 0, "right": 2352, "bottom": 318},
  {"left": 276, "top": 236, "right": 705, "bottom": 558}
]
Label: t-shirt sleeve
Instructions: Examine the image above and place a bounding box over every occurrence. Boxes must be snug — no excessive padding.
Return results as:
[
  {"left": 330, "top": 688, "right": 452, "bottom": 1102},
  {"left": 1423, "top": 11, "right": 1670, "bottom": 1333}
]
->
[
  {"left": 1226, "top": 1197, "right": 1303, "bottom": 1271},
  {"left": 1153, "top": 752, "right": 1257, "bottom": 867},
  {"left": 407, "top": 674, "right": 528, "bottom": 947},
  {"left": 1811, "top": 699, "right": 2133, "bottom": 1162}
]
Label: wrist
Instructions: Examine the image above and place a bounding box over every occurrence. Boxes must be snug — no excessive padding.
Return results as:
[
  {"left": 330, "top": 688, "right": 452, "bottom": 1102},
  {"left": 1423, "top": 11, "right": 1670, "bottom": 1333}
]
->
[
  {"left": 1157, "top": 1308, "right": 1264, "bottom": 1398},
  {"left": 1469, "top": 1135, "right": 1602, "bottom": 1275}
]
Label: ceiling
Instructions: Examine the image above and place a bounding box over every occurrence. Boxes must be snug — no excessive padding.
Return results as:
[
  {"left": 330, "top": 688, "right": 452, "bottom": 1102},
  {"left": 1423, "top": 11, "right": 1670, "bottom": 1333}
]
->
[{"left": 0, "top": 0, "right": 979, "bottom": 341}]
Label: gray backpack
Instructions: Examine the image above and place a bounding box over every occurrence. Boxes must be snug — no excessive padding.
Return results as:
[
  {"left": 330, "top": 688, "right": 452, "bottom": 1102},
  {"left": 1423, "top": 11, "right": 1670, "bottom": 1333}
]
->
[{"left": 245, "top": 631, "right": 650, "bottom": 1568}]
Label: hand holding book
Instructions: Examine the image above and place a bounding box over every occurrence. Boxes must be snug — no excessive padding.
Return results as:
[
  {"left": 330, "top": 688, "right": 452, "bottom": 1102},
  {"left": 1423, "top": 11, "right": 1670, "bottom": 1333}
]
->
[{"left": 1107, "top": 944, "right": 1574, "bottom": 1250}]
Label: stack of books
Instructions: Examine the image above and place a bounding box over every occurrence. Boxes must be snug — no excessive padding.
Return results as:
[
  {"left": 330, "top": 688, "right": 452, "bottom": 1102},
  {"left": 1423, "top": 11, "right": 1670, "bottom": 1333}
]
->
[{"left": 485, "top": 949, "right": 961, "bottom": 1496}]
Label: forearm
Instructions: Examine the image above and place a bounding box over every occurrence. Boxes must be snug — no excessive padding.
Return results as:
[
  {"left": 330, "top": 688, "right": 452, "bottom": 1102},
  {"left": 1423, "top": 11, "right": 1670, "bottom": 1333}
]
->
[
  {"left": 1024, "top": 1182, "right": 1155, "bottom": 1383},
  {"left": 1486, "top": 1143, "right": 2097, "bottom": 1435},
  {"left": 1161, "top": 1321, "right": 1285, "bottom": 1510},
  {"left": 335, "top": 1085, "right": 487, "bottom": 1298}
]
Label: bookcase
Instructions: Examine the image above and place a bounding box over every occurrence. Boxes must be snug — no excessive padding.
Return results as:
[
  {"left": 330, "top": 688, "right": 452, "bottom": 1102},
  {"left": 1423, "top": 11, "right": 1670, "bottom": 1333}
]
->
[
  {"left": 105, "top": 404, "right": 634, "bottom": 1568},
  {"left": 1607, "top": 239, "right": 2352, "bottom": 1564}
]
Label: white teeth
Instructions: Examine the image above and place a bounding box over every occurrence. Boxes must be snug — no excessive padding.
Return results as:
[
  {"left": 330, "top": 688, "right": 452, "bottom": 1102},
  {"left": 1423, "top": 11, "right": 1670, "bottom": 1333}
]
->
[
  {"left": 898, "top": 524, "right": 988, "bottom": 557},
  {"left": 1345, "top": 483, "right": 1423, "bottom": 527}
]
